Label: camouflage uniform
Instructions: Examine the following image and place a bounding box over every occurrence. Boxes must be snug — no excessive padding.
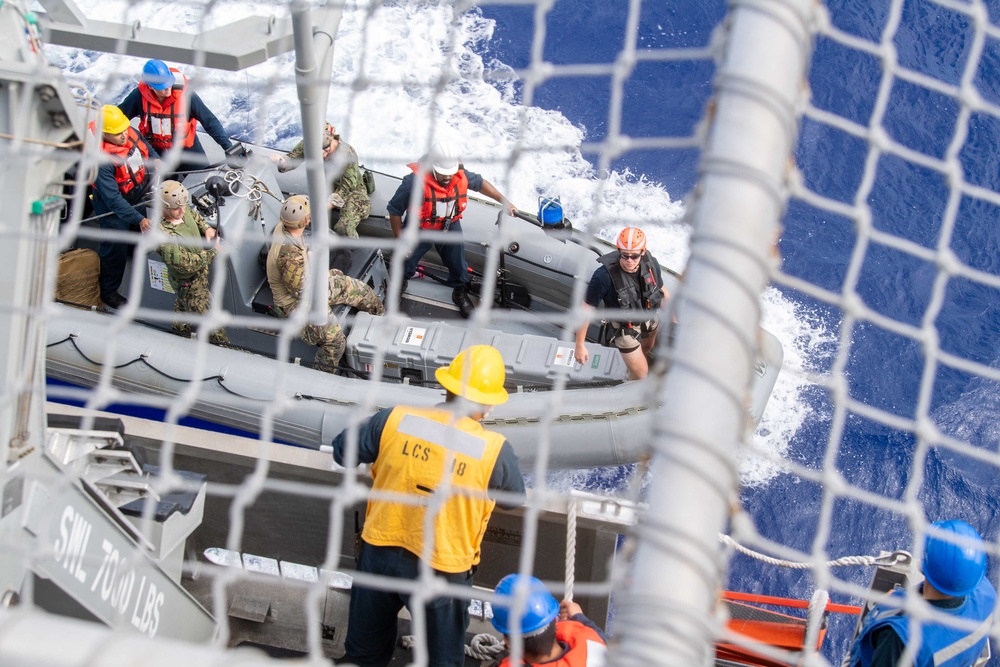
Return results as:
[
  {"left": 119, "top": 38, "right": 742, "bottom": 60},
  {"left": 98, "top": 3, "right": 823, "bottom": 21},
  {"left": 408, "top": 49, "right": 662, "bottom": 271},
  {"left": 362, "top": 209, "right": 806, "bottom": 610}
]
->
[
  {"left": 157, "top": 209, "right": 229, "bottom": 345},
  {"left": 265, "top": 226, "right": 384, "bottom": 373},
  {"left": 281, "top": 137, "right": 371, "bottom": 239}
]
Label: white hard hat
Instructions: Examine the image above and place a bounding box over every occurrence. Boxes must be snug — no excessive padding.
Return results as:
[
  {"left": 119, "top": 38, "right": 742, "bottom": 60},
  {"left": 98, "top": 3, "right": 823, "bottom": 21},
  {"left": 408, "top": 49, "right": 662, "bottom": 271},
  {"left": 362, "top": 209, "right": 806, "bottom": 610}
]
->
[{"left": 430, "top": 140, "right": 460, "bottom": 177}]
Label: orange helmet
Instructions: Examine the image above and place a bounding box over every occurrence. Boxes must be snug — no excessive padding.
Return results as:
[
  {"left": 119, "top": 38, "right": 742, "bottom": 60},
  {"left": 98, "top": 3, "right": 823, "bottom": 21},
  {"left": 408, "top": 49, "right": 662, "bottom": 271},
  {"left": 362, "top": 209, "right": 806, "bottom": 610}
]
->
[{"left": 617, "top": 227, "right": 646, "bottom": 252}]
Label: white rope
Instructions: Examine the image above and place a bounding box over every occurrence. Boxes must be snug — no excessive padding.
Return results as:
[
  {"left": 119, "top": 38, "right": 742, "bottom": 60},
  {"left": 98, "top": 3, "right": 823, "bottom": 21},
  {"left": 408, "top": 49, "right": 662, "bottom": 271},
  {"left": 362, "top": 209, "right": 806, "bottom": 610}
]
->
[
  {"left": 400, "top": 632, "right": 505, "bottom": 660},
  {"left": 718, "top": 534, "right": 909, "bottom": 569},
  {"left": 803, "top": 588, "right": 829, "bottom": 654},
  {"left": 466, "top": 633, "right": 505, "bottom": 660},
  {"left": 565, "top": 498, "right": 577, "bottom": 602}
]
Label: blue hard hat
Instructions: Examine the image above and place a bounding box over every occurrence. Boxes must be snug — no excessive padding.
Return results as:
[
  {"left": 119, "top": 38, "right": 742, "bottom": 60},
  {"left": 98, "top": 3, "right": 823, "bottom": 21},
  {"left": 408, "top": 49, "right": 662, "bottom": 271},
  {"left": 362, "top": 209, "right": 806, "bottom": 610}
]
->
[
  {"left": 141, "top": 60, "right": 175, "bottom": 90},
  {"left": 922, "top": 520, "right": 988, "bottom": 597},
  {"left": 490, "top": 575, "right": 559, "bottom": 635}
]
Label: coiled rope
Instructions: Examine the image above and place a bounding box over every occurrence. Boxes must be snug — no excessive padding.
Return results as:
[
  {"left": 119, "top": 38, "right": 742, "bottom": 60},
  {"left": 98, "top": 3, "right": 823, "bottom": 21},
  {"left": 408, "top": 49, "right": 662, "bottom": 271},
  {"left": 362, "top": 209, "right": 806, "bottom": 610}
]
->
[
  {"left": 399, "top": 500, "right": 583, "bottom": 664},
  {"left": 401, "top": 632, "right": 505, "bottom": 661},
  {"left": 222, "top": 169, "right": 281, "bottom": 228}
]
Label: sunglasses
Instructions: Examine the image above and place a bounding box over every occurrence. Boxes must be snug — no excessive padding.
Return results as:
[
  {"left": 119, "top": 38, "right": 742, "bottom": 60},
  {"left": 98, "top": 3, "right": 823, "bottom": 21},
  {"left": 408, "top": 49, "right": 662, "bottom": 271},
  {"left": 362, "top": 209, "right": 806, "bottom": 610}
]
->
[{"left": 619, "top": 252, "right": 642, "bottom": 261}]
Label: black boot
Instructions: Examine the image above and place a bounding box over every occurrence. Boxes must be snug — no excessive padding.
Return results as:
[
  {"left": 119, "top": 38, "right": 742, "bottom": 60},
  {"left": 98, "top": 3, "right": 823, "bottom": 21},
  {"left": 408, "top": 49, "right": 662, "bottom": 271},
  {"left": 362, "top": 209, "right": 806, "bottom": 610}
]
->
[
  {"left": 452, "top": 284, "right": 474, "bottom": 319},
  {"left": 102, "top": 292, "right": 128, "bottom": 310}
]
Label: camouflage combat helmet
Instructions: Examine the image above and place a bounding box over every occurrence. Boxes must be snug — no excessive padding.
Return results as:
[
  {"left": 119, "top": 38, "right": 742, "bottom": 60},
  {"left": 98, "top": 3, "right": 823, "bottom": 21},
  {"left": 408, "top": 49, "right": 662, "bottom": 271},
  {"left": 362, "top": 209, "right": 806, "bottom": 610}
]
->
[
  {"left": 280, "top": 194, "right": 310, "bottom": 229},
  {"left": 160, "top": 180, "right": 190, "bottom": 210}
]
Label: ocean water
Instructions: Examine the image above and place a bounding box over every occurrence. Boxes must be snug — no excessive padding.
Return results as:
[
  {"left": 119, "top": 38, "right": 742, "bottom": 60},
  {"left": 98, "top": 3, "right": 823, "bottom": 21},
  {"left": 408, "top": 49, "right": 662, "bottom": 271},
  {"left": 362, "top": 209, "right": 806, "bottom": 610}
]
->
[{"left": 47, "top": 0, "right": 1000, "bottom": 664}]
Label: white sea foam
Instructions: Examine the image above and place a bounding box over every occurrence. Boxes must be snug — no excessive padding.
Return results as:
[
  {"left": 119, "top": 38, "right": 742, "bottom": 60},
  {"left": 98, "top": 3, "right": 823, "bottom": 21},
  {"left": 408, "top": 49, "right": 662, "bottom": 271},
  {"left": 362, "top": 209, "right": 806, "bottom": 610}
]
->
[
  {"left": 46, "top": 0, "right": 830, "bottom": 489},
  {"left": 739, "top": 287, "right": 837, "bottom": 487}
]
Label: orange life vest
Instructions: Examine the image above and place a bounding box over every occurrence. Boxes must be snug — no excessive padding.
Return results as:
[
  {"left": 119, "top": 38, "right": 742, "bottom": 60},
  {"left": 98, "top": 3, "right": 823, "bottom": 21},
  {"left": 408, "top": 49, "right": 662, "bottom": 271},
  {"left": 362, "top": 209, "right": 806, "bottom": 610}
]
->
[
  {"left": 497, "top": 620, "right": 607, "bottom": 667},
  {"left": 407, "top": 162, "right": 469, "bottom": 231},
  {"left": 88, "top": 122, "right": 150, "bottom": 196},
  {"left": 136, "top": 71, "right": 197, "bottom": 151}
]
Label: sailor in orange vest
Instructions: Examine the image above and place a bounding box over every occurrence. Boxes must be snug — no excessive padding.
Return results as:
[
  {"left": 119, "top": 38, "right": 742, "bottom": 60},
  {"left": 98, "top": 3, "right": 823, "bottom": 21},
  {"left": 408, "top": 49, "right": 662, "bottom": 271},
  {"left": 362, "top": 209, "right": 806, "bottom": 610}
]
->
[
  {"left": 329, "top": 345, "right": 526, "bottom": 667},
  {"left": 118, "top": 59, "right": 233, "bottom": 175},
  {"left": 386, "top": 140, "right": 516, "bottom": 318},
  {"left": 89, "top": 104, "right": 159, "bottom": 310},
  {"left": 491, "top": 574, "right": 608, "bottom": 667}
]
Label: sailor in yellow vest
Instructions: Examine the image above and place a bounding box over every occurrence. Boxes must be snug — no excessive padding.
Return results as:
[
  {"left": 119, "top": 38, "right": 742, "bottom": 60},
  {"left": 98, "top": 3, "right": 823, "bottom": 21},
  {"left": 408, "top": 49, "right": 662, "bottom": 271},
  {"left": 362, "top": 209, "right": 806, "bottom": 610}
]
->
[{"left": 330, "top": 345, "right": 526, "bottom": 667}]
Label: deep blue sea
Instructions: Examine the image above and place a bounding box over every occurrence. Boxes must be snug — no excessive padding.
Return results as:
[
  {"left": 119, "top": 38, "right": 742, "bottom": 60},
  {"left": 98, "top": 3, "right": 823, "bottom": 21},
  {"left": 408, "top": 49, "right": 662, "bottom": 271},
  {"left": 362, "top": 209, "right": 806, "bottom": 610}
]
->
[{"left": 479, "top": 0, "right": 1000, "bottom": 663}]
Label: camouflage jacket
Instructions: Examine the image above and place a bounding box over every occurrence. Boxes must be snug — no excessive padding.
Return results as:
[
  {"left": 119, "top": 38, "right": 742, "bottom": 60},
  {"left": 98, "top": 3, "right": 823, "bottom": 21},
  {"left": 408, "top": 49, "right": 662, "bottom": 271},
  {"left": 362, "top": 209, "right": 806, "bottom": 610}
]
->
[
  {"left": 157, "top": 209, "right": 216, "bottom": 282},
  {"left": 282, "top": 140, "right": 368, "bottom": 204},
  {"left": 265, "top": 227, "right": 306, "bottom": 313},
  {"left": 265, "top": 226, "right": 384, "bottom": 316}
]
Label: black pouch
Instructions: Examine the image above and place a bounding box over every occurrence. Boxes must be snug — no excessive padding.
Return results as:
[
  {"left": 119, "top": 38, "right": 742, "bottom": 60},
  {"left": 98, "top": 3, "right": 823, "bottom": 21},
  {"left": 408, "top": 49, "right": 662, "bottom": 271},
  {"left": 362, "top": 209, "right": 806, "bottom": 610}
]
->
[
  {"left": 362, "top": 169, "right": 376, "bottom": 195},
  {"left": 257, "top": 243, "right": 270, "bottom": 273}
]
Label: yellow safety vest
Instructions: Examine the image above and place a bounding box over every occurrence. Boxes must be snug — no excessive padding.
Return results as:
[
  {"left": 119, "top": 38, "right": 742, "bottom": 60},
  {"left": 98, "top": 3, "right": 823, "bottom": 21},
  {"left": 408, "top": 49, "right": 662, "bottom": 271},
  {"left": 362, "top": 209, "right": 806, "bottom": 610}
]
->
[{"left": 363, "top": 406, "right": 505, "bottom": 573}]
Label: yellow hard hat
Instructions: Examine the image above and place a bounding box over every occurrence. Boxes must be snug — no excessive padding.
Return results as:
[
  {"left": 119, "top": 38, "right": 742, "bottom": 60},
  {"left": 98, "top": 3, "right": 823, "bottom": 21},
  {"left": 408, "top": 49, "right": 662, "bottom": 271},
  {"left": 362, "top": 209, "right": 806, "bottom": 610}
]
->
[
  {"left": 101, "top": 105, "right": 130, "bottom": 135},
  {"left": 434, "top": 345, "right": 509, "bottom": 405}
]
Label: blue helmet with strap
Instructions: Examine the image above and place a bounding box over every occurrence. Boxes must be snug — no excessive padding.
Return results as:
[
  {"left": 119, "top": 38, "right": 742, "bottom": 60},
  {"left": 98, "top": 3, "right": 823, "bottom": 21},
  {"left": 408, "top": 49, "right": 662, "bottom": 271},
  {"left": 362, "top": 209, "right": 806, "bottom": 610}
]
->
[
  {"left": 141, "top": 60, "right": 175, "bottom": 91},
  {"left": 923, "top": 519, "right": 988, "bottom": 597},
  {"left": 490, "top": 574, "right": 559, "bottom": 635}
]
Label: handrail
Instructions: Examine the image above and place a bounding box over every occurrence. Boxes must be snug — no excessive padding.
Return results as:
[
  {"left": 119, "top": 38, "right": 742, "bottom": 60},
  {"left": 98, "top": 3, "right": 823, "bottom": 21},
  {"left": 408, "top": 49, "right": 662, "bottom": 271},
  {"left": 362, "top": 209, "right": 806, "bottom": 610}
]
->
[{"left": 721, "top": 591, "right": 862, "bottom": 615}]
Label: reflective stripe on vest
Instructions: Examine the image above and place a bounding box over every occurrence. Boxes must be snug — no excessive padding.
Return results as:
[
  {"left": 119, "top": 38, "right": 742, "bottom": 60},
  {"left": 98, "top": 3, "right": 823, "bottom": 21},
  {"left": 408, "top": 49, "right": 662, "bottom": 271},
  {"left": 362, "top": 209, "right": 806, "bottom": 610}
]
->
[
  {"left": 407, "top": 162, "right": 469, "bottom": 230},
  {"left": 934, "top": 614, "right": 993, "bottom": 666},
  {"left": 124, "top": 144, "right": 144, "bottom": 175},
  {"left": 88, "top": 122, "right": 150, "bottom": 197},
  {"left": 852, "top": 579, "right": 997, "bottom": 667},
  {"left": 137, "top": 80, "right": 197, "bottom": 150},
  {"left": 397, "top": 413, "right": 487, "bottom": 460}
]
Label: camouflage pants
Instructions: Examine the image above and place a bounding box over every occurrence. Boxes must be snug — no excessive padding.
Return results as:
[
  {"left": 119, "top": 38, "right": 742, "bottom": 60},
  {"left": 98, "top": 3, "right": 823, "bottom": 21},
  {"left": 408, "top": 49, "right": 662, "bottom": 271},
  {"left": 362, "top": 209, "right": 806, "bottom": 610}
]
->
[
  {"left": 331, "top": 193, "right": 372, "bottom": 239},
  {"left": 283, "top": 270, "right": 382, "bottom": 374},
  {"left": 170, "top": 271, "right": 229, "bottom": 346},
  {"left": 328, "top": 270, "right": 385, "bottom": 315},
  {"left": 300, "top": 321, "right": 346, "bottom": 373}
]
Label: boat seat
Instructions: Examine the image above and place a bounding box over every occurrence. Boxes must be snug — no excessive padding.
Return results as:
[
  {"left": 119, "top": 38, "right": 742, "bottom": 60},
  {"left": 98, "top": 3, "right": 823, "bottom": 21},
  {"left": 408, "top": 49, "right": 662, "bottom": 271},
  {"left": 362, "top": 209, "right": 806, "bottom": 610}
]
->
[{"left": 252, "top": 281, "right": 280, "bottom": 317}]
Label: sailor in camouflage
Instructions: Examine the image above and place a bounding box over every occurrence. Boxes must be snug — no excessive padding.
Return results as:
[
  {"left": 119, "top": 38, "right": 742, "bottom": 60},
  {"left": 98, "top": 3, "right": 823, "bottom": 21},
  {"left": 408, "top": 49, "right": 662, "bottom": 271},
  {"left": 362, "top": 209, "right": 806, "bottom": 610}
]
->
[
  {"left": 265, "top": 195, "right": 384, "bottom": 373},
  {"left": 269, "top": 122, "right": 372, "bottom": 238},
  {"left": 154, "top": 181, "right": 229, "bottom": 345}
]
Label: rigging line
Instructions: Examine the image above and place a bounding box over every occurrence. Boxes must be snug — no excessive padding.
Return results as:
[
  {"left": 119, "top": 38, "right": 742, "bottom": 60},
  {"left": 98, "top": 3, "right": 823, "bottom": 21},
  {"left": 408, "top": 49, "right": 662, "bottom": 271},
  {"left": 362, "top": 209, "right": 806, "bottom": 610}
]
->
[
  {"left": 53, "top": 333, "right": 209, "bottom": 383},
  {"left": 719, "top": 534, "right": 907, "bottom": 569},
  {"left": 0, "top": 132, "right": 84, "bottom": 149},
  {"left": 54, "top": 333, "right": 276, "bottom": 402},
  {"left": 565, "top": 498, "right": 577, "bottom": 602},
  {"left": 295, "top": 393, "right": 359, "bottom": 407},
  {"left": 51, "top": 335, "right": 146, "bottom": 371},
  {"left": 245, "top": 70, "right": 251, "bottom": 136},
  {"left": 212, "top": 376, "right": 268, "bottom": 402}
]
